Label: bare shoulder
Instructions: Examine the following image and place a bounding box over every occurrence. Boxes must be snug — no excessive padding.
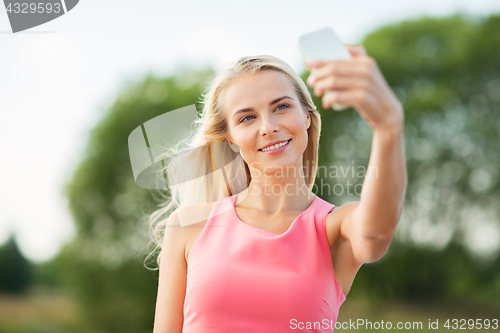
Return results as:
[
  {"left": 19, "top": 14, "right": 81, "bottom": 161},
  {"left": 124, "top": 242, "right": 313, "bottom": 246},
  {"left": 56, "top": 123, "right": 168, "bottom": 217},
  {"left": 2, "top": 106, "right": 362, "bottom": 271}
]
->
[
  {"left": 176, "top": 200, "right": 218, "bottom": 228},
  {"left": 174, "top": 200, "right": 218, "bottom": 263},
  {"left": 155, "top": 201, "right": 220, "bottom": 333},
  {"left": 325, "top": 201, "right": 361, "bottom": 248}
]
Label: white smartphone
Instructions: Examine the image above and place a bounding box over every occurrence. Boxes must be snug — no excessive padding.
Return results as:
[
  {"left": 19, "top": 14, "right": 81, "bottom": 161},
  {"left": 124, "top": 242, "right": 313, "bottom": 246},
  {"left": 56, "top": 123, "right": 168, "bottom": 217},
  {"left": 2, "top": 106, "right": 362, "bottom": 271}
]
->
[{"left": 298, "top": 27, "right": 352, "bottom": 111}]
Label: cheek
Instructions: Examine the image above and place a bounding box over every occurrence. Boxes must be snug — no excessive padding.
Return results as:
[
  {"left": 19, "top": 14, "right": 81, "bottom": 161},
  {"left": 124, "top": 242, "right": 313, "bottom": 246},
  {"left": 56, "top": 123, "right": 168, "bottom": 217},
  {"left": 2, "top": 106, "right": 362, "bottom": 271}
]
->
[
  {"left": 235, "top": 133, "right": 254, "bottom": 151},
  {"left": 285, "top": 110, "right": 308, "bottom": 129},
  {"left": 288, "top": 117, "right": 308, "bottom": 137},
  {"left": 290, "top": 121, "right": 309, "bottom": 150}
]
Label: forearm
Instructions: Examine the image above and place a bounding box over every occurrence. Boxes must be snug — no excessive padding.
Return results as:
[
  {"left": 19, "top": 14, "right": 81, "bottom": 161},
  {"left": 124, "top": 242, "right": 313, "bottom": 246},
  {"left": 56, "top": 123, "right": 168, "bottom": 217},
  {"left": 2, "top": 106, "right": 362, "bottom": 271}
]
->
[{"left": 354, "top": 118, "right": 407, "bottom": 240}]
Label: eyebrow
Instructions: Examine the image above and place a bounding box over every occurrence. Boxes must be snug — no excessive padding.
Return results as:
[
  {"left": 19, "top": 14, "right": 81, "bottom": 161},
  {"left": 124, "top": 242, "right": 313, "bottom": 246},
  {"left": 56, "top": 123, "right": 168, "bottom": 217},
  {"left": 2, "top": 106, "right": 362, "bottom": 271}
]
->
[{"left": 231, "top": 95, "right": 294, "bottom": 119}]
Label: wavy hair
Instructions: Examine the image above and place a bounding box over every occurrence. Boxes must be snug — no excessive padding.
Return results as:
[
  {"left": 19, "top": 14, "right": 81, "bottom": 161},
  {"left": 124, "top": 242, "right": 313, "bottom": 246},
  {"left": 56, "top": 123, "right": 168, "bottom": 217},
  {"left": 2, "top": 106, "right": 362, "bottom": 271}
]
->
[{"left": 144, "top": 55, "right": 322, "bottom": 269}]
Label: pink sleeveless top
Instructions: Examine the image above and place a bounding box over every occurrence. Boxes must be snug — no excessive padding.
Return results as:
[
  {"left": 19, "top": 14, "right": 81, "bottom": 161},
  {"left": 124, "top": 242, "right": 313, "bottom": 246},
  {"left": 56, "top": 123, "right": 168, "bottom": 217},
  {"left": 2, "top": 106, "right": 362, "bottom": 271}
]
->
[{"left": 183, "top": 192, "right": 346, "bottom": 332}]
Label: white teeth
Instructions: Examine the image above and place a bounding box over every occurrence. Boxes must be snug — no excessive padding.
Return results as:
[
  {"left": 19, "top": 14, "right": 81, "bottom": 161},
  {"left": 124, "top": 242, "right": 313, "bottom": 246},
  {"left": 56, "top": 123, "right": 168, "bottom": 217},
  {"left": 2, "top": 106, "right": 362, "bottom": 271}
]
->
[{"left": 261, "top": 139, "right": 290, "bottom": 152}]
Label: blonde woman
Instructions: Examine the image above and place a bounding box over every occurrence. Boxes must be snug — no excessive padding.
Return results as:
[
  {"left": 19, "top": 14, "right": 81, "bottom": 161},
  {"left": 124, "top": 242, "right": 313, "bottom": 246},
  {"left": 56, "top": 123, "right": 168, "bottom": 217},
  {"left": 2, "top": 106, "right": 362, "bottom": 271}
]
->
[{"left": 150, "top": 44, "right": 406, "bottom": 332}]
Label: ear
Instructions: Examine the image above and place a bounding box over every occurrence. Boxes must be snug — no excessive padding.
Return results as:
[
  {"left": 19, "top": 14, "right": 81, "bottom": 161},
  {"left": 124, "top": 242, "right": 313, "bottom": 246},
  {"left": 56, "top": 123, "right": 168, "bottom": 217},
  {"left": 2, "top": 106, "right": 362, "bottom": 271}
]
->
[
  {"left": 225, "top": 134, "right": 240, "bottom": 153},
  {"left": 229, "top": 142, "right": 240, "bottom": 153},
  {"left": 306, "top": 112, "right": 311, "bottom": 130}
]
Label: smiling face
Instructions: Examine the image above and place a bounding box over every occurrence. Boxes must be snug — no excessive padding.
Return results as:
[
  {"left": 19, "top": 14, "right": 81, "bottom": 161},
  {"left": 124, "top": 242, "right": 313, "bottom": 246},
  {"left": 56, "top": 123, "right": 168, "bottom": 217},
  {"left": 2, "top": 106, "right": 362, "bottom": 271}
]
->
[{"left": 224, "top": 69, "right": 311, "bottom": 175}]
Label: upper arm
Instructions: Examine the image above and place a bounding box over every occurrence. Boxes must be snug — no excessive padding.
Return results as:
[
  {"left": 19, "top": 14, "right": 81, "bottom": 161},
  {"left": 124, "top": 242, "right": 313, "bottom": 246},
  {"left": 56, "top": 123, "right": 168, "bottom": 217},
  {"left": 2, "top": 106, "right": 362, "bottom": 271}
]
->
[
  {"left": 153, "top": 209, "right": 187, "bottom": 333},
  {"left": 335, "top": 201, "right": 394, "bottom": 264}
]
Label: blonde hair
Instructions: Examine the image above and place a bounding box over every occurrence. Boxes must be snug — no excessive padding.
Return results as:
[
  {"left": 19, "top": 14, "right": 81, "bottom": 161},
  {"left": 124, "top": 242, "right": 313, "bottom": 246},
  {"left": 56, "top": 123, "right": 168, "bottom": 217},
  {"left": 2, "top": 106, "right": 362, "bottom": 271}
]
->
[{"left": 144, "top": 55, "right": 322, "bottom": 269}]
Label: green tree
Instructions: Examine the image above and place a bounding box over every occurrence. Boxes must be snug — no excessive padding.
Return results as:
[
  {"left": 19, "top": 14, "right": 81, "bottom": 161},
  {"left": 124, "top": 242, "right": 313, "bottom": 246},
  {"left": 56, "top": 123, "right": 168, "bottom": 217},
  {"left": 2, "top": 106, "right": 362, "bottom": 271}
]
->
[
  {"left": 62, "top": 66, "right": 215, "bottom": 332},
  {"left": 0, "top": 233, "right": 33, "bottom": 295}
]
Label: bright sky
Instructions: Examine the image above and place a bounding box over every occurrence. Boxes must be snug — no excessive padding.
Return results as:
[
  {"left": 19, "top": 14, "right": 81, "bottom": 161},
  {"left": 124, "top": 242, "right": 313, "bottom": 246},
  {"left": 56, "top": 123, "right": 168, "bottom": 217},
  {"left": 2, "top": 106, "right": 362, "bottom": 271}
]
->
[{"left": 1, "top": 0, "right": 499, "bottom": 263}]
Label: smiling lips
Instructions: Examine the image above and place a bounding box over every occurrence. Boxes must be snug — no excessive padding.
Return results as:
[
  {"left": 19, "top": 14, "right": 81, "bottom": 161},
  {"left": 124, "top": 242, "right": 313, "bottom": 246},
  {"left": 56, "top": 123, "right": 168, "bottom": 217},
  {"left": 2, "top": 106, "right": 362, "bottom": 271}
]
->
[{"left": 258, "top": 139, "right": 291, "bottom": 152}]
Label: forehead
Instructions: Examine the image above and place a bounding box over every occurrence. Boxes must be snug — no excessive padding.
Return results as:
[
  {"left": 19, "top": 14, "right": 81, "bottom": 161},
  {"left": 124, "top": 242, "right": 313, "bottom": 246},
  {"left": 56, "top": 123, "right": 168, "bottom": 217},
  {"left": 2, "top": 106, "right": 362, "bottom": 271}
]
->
[{"left": 224, "top": 70, "right": 295, "bottom": 114}]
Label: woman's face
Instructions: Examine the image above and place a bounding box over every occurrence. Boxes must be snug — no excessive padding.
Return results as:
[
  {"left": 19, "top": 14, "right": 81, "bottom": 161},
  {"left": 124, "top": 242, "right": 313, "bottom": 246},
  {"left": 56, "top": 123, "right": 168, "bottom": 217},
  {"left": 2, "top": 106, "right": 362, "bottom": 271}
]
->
[{"left": 224, "top": 70, "right": 311, "bottom": 173}]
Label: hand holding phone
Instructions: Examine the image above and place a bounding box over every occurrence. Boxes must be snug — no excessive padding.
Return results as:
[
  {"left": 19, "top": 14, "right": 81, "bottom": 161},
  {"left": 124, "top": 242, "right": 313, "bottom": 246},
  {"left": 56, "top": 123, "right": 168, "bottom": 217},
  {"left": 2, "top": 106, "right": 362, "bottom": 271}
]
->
[{"left": 298, "top": 27, "right": 352, "bottom": 111}]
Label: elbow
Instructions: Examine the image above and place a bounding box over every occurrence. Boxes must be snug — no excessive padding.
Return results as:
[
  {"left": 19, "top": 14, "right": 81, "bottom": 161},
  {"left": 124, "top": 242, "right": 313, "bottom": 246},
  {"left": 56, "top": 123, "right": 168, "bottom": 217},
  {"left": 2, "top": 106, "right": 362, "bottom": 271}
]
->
[
  {"left": 353, "top": 236, "right": 393, "bottom": 264},
  {"left": 361, "top": 214, "right": 400, "bottom": 241}
]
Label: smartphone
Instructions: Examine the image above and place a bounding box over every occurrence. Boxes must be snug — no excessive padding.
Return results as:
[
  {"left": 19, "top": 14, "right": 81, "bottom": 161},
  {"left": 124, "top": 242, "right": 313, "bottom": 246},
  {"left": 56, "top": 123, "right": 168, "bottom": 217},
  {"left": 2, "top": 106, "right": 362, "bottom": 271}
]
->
[{"left": 298, "top": 27, "right": 352, "bottom": 111}]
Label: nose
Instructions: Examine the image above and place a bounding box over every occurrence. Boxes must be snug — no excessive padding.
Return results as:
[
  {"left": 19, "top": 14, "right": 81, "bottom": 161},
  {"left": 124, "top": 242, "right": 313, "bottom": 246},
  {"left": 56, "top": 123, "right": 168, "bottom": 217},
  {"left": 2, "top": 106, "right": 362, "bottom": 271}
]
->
[{"left": 259, "top": 113, "right": 279, "bottom": 136}]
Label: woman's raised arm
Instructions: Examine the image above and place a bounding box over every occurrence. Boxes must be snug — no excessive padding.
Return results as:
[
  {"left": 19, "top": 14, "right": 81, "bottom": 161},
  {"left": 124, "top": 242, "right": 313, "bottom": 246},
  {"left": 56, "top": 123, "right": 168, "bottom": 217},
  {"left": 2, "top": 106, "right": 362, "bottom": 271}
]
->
[
  {"left": 307, "top": 44, "right": 407, "bottom": 263},
  {"left": 342, "top": 122, "right": 406, "bottom": 263}
]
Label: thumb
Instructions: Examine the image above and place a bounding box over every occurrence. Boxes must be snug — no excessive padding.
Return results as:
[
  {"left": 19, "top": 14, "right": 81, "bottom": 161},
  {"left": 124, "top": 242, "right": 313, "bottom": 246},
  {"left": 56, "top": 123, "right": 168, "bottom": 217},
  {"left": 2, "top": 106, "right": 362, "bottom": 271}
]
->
[{"left": 345, "top": 44, "right": 368, "bottom": 57}]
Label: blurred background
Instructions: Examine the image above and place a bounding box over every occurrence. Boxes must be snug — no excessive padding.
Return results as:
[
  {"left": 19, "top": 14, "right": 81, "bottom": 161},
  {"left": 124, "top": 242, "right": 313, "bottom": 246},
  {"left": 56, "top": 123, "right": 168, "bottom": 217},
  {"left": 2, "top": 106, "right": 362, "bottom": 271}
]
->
[{"left": 1, "top": 0, "right": 500, "bottom": 332}]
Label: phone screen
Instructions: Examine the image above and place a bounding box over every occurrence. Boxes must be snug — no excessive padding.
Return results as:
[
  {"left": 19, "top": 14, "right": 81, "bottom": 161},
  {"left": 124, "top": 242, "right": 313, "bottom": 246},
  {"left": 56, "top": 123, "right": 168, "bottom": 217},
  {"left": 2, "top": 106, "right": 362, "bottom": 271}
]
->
[
  {"left": 298, "top": 27, "right": 351, "bottom": 61},
  {"left": 298, "top": 27, "right": 352, "bottom": 111}
]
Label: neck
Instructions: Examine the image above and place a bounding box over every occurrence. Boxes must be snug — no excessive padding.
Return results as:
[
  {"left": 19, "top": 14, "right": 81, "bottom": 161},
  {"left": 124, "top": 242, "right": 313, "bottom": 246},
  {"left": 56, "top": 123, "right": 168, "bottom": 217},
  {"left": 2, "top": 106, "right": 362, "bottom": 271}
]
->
[{"left": 236, "top": 179, "right": 316, "bottom": 215}]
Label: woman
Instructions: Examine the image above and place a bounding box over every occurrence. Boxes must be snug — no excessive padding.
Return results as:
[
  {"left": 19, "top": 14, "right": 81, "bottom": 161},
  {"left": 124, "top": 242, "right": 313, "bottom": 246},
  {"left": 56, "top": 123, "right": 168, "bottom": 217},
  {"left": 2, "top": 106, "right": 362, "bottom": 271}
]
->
[{"left": 150, "top": 44, "right": 407, "bottom": 332}]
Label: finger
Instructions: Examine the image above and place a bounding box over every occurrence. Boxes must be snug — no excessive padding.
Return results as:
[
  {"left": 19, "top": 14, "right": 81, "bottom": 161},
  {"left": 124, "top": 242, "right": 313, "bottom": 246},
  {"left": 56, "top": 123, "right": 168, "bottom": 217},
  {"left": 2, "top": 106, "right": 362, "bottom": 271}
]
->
[
  {"left": 346, "top": 44, "right": 368, "bottom": 57},
  {"left": 313, "top": 76, "right": 367, "bottom": 97},
  {"left": 306, "top": 57, "right": 363, "bottom": 68},
  {"left": 322, "top": 90, "right": 345, "bottom": 110},
  {"left": 306, "top": 59, "right": 329, "bottom": 68},
  {"left": 322, "top": 88, "right": 368, "bottom": 110},
  {"left": 307, "top": 59, "right": 371, "bottom": 86}
]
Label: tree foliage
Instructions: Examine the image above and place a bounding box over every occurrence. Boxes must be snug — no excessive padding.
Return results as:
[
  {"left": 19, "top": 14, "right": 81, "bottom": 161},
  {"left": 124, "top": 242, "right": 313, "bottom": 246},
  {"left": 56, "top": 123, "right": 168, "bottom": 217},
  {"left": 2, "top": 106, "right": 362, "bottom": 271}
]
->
[
  {"left": 62, "top": 66, "right": 214, "bottom": 331},
  {"left": 0, "top": 233, "right": 33, "bottom": 295}
]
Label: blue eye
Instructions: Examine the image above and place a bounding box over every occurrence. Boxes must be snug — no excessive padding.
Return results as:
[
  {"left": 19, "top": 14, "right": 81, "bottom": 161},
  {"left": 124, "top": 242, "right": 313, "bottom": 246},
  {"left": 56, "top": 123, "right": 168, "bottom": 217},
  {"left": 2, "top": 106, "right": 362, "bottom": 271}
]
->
[
  {"left": 239, "top": 115, "right": 255, "bottom": 123},
  {"left": 238, "top": 103, "right": 290, "bottom": 124},
  {"left": 276, "top": 103, "right": 289, "bottom": 111}
]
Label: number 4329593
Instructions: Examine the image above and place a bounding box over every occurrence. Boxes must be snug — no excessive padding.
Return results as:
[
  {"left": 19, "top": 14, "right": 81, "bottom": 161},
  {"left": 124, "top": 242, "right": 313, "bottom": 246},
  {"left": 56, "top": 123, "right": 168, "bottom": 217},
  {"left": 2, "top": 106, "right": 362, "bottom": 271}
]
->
[
  {"left": 6, "top": 3, "right": 62, "bottom": 14},
  {"left": 444, "top": 319, "right": 498, "bottom": 329}
]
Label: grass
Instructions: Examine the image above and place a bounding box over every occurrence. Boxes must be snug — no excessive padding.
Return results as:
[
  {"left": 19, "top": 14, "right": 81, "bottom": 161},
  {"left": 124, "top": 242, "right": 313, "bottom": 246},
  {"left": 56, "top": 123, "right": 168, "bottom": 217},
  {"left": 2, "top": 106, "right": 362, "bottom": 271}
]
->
[
  {"left": 0, "top": 285, "right": 82, "bottom": 333},
  {"left": 337, "top": 296, "right": 500, "bottom": 333}
]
